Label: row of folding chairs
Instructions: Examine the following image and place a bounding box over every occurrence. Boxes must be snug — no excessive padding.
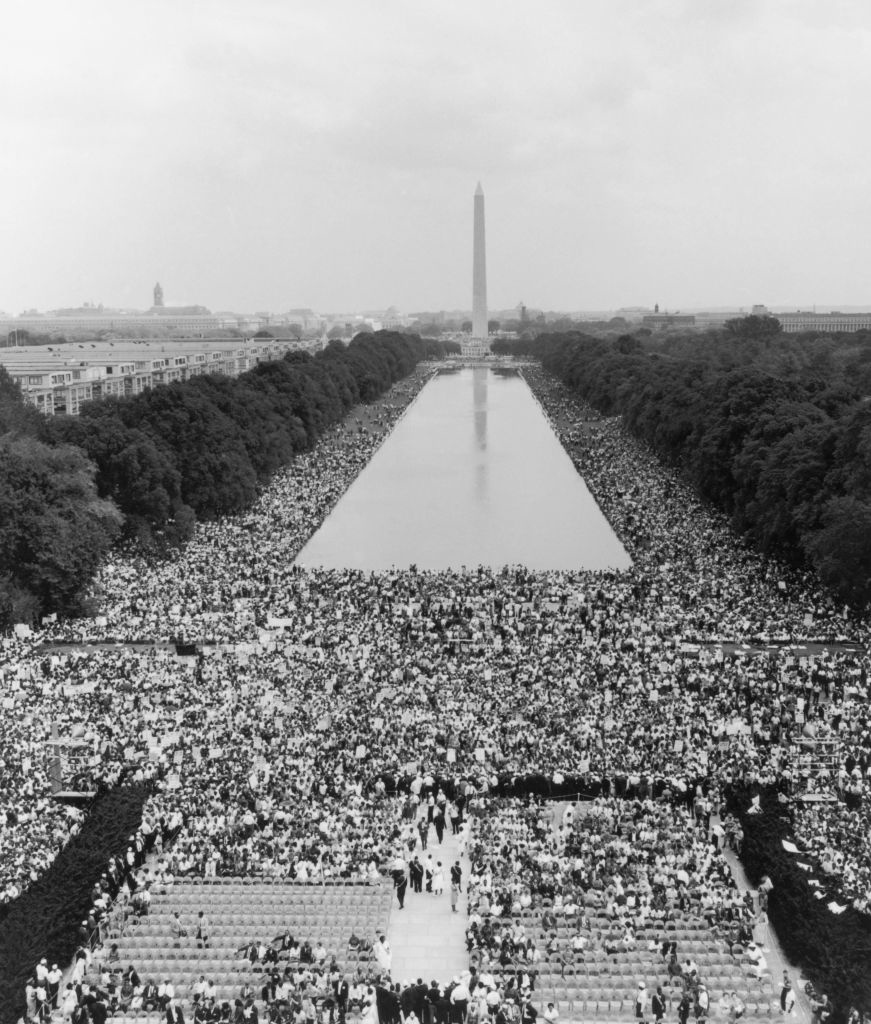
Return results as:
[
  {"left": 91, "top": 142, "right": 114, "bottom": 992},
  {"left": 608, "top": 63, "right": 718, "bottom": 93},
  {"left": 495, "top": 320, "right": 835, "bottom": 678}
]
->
[
  {"left": 152, "top": 889, "right": 388, "bottom": 902},
  {"left": 168, "top": 878, "right": 380, "bottom": 887},
  {"left": 145, "top": 901, "right": 387, "bottom": 915},
  {"left": 140, "top": 911, "right": 387, "bottom": 921},
  {"left": 148, "top": 899, "right": 385, "bottom": 913},
  {"left": 111, "top": 952, "right": 354, "bottom": 969},
  {"left": 131, "top": 917, "right": 376, "bottom": 933}
]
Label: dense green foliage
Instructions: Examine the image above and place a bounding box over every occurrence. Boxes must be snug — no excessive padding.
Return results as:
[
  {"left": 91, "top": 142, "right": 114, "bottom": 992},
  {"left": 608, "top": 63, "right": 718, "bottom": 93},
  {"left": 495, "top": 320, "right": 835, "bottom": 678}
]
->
[
  {"left": 0, "top": 786, "right": 150, "bottom": 1024},
  {"left": 0, "top": 431, "right": 122, "bottom": 624},
  {"left": 725, "top": 786, "right": 871, "bottom": 1020},
  {"left": 0, "top": 332, "right": 441, "bottom": 625},
  {"left": 497, "top": 329, "right": 871, "bottom": 605}
]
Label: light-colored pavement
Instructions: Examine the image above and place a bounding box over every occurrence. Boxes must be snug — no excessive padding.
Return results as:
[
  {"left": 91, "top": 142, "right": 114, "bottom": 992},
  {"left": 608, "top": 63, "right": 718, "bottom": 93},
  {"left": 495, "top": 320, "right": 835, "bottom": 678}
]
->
[
  {"left": 388, "top": 810, "right": 471, "bottom": 986},
  {"left": 720, "top": 836, "right": 811, "bottom": 1024}
]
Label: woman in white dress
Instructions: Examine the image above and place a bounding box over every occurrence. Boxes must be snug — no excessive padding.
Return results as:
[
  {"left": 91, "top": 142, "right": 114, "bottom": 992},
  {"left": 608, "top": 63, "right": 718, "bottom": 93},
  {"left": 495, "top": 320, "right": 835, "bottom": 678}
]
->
[
  {"left": 373, "top": 935, "right": 392, "bottom": 972},
  {"left": 433, "top": 862, "right": 445, "bottom": 895},
  {"left": 360, "top": 987, "right": 378, "bottom": 1024}
]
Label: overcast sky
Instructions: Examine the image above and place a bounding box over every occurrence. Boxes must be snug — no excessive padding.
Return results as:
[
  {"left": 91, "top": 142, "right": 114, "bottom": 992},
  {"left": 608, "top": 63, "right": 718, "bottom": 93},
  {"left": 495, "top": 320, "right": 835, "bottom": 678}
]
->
[{"left": 2, "top": 0, "right": 870, "bottom": 315}]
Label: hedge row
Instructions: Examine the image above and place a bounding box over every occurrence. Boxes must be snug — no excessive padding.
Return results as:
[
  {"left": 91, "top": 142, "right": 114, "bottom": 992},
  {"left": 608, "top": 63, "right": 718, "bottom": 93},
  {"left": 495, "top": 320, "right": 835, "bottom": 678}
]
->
[
  {"left": 0, "top": 786, "right": 150, "bottom": 1024},
  {"left": 725, "top": 785, "right": 871, "bottom": 1020}
]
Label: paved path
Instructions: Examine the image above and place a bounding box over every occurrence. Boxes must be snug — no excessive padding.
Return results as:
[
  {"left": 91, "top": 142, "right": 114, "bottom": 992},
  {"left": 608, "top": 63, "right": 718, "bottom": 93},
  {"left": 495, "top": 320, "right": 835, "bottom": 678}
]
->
[
  {"left": 388, "top": 811, "right": 470, "bottom": 986},
  {"left": 720, "top": 835, "right": 811, "bottom": 1024}
]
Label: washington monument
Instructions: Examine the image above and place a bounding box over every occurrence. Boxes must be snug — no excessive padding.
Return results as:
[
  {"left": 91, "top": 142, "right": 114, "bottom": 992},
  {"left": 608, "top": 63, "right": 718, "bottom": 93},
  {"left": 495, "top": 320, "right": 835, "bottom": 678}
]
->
[{"left": 472, "top": 181, "right": 488, "bottom": 344}]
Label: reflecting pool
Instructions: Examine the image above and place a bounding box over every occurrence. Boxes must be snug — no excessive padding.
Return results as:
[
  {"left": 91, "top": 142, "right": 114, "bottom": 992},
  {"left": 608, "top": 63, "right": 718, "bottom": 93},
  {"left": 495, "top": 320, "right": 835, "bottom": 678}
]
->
[{"left": 295, "top": 367, "right": 631, "bottom": 571}]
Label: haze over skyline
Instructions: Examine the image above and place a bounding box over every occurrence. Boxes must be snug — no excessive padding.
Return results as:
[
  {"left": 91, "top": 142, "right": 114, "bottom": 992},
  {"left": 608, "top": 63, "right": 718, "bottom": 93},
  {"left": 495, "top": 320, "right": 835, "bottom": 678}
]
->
[{"left": 2, "top": 0, "right": 870, "bottom": 316}]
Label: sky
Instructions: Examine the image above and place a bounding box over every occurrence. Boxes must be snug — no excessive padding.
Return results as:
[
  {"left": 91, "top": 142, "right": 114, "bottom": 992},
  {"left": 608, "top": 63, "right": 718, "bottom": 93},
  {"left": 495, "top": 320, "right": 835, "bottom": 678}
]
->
[{"left": 2, "top": 0, "right": 871, "bottom": 315}]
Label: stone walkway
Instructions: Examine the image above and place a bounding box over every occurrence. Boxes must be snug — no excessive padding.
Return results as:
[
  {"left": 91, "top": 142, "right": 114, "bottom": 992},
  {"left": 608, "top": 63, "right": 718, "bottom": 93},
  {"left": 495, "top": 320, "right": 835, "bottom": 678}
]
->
[
  {"left": 720, "top": 837, "right": 811, "bottom": 1024},
  {"left": 388, "top": 810, "right": 471, "bottom": 986}
]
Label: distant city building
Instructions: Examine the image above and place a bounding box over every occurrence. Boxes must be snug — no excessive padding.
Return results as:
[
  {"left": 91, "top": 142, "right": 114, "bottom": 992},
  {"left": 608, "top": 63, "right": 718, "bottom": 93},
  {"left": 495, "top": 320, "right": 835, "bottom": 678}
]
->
[
  {"left": 0, "top": 284, "right": 261, "bottom": 338},
  {"left": 641, "top": 313, "right": 697, "bottom": 330},
  {"left": 0, "top": 337, "right": 313, "bottom": 416},
  {"left": 777, "top": 311, "right": 871, "bottom": 333},
  {"left": 694, "top": 312, "right": 740, "bottom": 329}
]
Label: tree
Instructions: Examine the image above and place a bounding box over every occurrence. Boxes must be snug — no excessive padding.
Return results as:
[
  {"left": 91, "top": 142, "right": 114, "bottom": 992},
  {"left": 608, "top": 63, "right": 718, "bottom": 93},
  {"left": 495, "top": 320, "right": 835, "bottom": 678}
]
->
[
  {"left": 804, "top": 497, "right": 871, "bottom": 605},
  {"left": 614, "top": 334, "right": 642, "bottom": 354},
  {"left": 488, "top": 320, "right": 500, "bottom": 334},
  {"left": 0, "top": 436, "right": 122, "bottom": 624},
  {"left": 724, "top": 314, "right": 782, "bottom": 342},
  {"left": 47, "top": 410, "right": 195, "bottom": 547},
  {"left": 0, "top": 367, "right": 42, "bottom": 436},
  {"left": 131, "top": 383, "right": 259, "bottom": 518}
]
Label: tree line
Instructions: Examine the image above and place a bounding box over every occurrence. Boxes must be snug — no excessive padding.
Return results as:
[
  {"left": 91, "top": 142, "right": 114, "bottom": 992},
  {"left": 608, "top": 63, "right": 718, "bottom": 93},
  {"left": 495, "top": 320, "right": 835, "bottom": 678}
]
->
[
  {"left": 495, "top": 325, "right": 871, "bottom": 606},
  {"left": 0, "top": 332, "right": 444, "bottom": 626},
  {"left": 725, "top": 783, "right": 871, "bottom": 1022},
  {"left": 0, "top": 786, "right": 151, "bottom": 1024}
]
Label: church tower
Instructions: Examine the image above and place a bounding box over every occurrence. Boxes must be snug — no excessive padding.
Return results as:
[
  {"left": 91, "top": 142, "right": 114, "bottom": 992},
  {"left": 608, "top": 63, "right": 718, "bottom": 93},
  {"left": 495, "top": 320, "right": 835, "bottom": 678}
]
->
[{"left": 153, "top": 282, "right": 164, "bottom": 308}]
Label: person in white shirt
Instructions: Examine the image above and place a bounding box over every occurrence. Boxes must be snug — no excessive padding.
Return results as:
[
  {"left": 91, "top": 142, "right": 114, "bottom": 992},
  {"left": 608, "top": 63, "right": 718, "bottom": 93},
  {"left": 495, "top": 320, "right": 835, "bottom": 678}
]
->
[
  {"left": 451, "top": 979, "right": 471, "bottom": 1021},
  {"left": 744, "top": 943, "right": 768, "bottom": 979},
  {"left": 158, "top": 980, "right": 175, "bottom": 1010},
  {"left": 62, "top": 984, "right": 79, "bottom": 1023},
  {"left": 373, "top": 935, "right": 392, "bottom": 971},
  {"left": 47, "top": 964, "right": 62, "bottom": 1008},
  {"left": 635, "top": 983, "right": 649, "bottom": 1023}
]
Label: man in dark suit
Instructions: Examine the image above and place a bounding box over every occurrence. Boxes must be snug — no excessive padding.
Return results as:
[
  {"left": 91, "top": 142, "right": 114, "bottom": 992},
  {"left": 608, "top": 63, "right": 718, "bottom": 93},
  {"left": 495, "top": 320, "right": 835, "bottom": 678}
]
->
[
  {"left": 393, "top": 867, "right": 408, "bottom": 909},
  {"left": 142, "top": 981, "right": 160, "bottom": 1012},
  {"left": 400, "top": 983, "right": 416, "bottom": 1020},
  {"left": 426, "top": 982, "right": 441, "bottom": 1024},
  {"left": 90, "top": 997, "right": 109, "bottom": 1024},
  {"left": 433, "top": 808, "right": 446, "bottom": 845},
  {"left": 337, "top": 977, "right": 350, "bottom": 1023},
  {"left": 413, "top": 979, "right": 429, "bottom": 1023}
]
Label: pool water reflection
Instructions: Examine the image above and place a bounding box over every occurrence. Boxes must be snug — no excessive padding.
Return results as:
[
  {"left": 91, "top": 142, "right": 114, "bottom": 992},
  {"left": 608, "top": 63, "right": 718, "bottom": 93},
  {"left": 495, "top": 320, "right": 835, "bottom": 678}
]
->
[{"left": 294, "top": 367, "right": 631, "bottom": 572}]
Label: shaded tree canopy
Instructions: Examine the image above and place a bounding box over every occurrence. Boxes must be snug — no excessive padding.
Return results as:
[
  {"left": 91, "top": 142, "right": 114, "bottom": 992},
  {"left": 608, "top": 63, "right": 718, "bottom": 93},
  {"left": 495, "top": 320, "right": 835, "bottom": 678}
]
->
[
  {"left": 1, "top": 332, "right": 446, "bottom": 625},
  {"left": 498, "top": 330, "right": 871, "bottom": 605},
  {"left": 0, "top": 435, "right": 121, "bottom": 623},
  {"left": 723, "top": 313, "right": 783, "bottom": 342}
]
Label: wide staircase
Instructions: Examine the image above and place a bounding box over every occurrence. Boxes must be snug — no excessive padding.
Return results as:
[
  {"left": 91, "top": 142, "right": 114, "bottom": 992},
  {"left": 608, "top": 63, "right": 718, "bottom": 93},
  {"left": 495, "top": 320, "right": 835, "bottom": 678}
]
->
[{"left": 94, "top": 879, "right": 393, "bottom": 1013}]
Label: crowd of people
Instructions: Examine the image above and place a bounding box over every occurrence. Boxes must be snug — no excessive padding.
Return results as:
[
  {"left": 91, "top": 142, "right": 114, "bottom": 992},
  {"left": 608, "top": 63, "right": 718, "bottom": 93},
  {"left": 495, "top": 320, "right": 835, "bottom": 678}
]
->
[
  {"left": 464, "top": 795, "right": 764, "bottom": 982},
  {"left": 2, "top": 359, "right": 869, "bottom": 1018},
  {"left": 38, "top": 961, "right": 563, "bottom": 1024}
]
